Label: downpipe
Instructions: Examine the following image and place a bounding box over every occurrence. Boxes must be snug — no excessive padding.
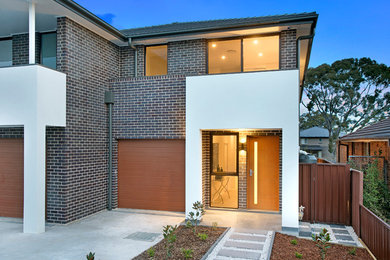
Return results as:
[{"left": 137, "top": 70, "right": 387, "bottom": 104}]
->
[
  {"left": 128, "top": 38, "right": 137, "bottom": 77},
  {"left": 105, "top": 91, "right": 114, "bottom": 210}
]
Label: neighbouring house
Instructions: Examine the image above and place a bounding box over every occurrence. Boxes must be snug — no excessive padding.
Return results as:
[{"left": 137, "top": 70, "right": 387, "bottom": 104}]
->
[
  {"left": 0, "top": 0, "right": 318, "bottom": 233},
  {"left": 300, "top": 126, "right": 333, "bottom": 161},
  {"left": 338, "top": 118, "right": 390, "bottom": 185}
]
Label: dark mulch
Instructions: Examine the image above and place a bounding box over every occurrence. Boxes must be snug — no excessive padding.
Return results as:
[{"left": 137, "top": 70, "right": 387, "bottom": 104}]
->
[
  {"left": 133, "top": 225, "right": 226, "bottom": 260},
  {"left": 271, "top": 232, "right": 373, "bottom": 260}
]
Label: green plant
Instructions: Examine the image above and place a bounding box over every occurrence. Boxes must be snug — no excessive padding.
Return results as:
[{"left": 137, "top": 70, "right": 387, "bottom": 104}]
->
[
  {"left": 197, "top": 233, "right": 208, "bottom": 241},
  {"left": 290, "top": 239, "right": 298, "bottom": 245},
  {"left": 147, "top": 247, "right": 155, "bottom": 258},
  {"left": 362, "top": 160, "right": 390, "bottom": 223},
  {"left": 185, "top": 220, "right": 193, "bottom": 228},
  {"left": 212, "top": 222, "right": 218, "bottom": 230},
  {"left": 86, "top": 252, "right": 95, "bottom": 260},
  {"left": 187, "top": 201, "right": 205, "bottom": 234},
  {"left": 348, "top": 247, "right": 356, "bottom": 256},
  {"left": 295, "top": 252, "right": 303, "bottom": 259},
  {"left": 181, "top": 248, "right": 193, "bottom": 259},
  {"left": 162, "top": 225, "right": 177, "bottom": 258},
  {"left": 312, "top": 228, "right": 331, "bottom": 260}
]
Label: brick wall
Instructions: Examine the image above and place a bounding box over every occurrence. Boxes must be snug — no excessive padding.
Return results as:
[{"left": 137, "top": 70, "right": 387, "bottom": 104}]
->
[
  {"left": 44, "top": 17, "right": 120, "bottom": 223},
  {"left": 280, "top": 29, "right": 297, "bottom": 70},
  {"left": 202, "top": 130, "right": 282, "bottom": 211},
  {"left": 119, "top": 47, "right": 135, "bottom": 78},
  {"left": 12, "top": 33, "right": 41, "bottom": 65},
  {"left": 167, "top": 39, "right": 207, "bottom": 75}
]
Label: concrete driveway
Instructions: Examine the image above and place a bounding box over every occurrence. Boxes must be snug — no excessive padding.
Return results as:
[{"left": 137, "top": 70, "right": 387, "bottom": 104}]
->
[{"left": 0, "top": 209, "right": 184, "bottom": 260}]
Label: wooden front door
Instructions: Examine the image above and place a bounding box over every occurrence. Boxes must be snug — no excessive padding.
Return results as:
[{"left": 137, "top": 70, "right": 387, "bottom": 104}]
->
[{"left": 247, "top": 136, "right": 279, "bottom": 211}]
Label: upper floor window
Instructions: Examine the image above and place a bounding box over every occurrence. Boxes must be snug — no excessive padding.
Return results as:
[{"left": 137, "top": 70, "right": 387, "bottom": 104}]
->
[
  {"left": 145, "top": 45, "right": 167, "bottom": 76},
  {"left": 41, "top": 32, "right": 57, "bottom": 69},
  {"left": 0, "top": 39, "right": 12, "bottom": 67},
  {"left": 208, "top": 35, "right": 279, "bottom": 74}
]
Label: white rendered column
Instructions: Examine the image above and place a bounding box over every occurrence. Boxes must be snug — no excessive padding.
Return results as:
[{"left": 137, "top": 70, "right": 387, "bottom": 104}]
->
[
  {"left": 28, "top": 1, "right": 36, "bottom": 64},
  {"left": 23, "top": 123, "right": 46, "bottom": 233}
]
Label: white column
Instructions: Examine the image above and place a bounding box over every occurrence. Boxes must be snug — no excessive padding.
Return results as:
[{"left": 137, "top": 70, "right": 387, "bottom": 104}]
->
[
  {"left": 23, "top": 123, "right": 46, "bottom": 233},
  {"left": 185, "top": 129, "right": 203, "bottom": 218},
  {"left": 28, "top": 1, "right": 36, "bottom": 64}
]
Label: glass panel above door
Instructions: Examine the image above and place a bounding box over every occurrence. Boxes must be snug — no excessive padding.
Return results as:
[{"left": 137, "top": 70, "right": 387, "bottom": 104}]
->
[{"left": 212, "top": 135, "right": 237, "bottom": 174}]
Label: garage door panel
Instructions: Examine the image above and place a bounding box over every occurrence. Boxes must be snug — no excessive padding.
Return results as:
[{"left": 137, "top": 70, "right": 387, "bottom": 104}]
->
[
  {"left": 118, "top": 139, "right": 185, "bottom": 212},
  {"left": 0, "top": 139, "right": 24, "bottom": 218}
]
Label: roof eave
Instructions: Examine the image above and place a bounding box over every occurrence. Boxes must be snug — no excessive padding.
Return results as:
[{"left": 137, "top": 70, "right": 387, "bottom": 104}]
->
[{"left": 54, "top": 0, "right": 127, "bottom": 42}]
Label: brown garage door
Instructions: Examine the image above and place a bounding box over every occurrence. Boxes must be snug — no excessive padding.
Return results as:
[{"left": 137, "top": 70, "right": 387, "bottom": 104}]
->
[
  {"left": 118, "top": 140, "right": 185, "bottom": 212},
  {"left": 0, "top": 139, "right": 24, "bottom": 218}
]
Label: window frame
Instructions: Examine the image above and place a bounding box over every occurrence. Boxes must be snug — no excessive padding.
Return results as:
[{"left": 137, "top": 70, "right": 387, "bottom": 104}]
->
[
  {"left": 206, "top": 33, "right": 281, "bottom": 75},
  {"left": 209, "top": 132, "right": 239, "bottom": 209},
  {"left": 40, "top": 31, "right": 57, "bottom": 69},
  {"left": 0, "top": 37, "right": 13, "bottom": 67},
  {"left": 144, "top": 44, "right": 168, "bottom": 76}
]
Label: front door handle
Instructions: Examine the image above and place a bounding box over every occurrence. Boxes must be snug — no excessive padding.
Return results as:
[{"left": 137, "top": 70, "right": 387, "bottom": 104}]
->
[{"left": 250, "top": 169, "right": 253, "bottom": 176}]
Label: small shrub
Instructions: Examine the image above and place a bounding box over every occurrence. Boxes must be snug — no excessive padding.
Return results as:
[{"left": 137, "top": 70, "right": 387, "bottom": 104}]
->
[
  {"left": 295, "top": 252, "right": 303, "bottom": 259},
  {"left": 188, "top": 201, "right": 205, "bottom": 234},
  {"left": 290, "top": 239, "right": 298, "bottom": 245},
  {"left": 348, "top": 247, "right": 356, "bottom": 256},
  {"left": 185, "top": 220, "right": 193, "bottom": 228},
  {"left": 312, "top": 228, "right": 331, "bottom": 260},
  {"left": 163, "top": 225, "right": 177, "bottom": 258},
  {"left": 212, "top": 222, "right": 218, "bottom": 230},
  {"left": 181, "top": 248, "right": 194, "bottom": 259},
  {"left": 147, "top": 247, "right": 155, "bottom": 258},
  {"left": 86, "top": 252, "right": 95, "bottom": 260},
  {"left": 197, "top": 233, "right": 208, "bottom": 241}
]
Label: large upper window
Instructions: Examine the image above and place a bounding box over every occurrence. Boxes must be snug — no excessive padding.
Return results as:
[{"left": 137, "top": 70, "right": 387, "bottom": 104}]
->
[
  {"left": 0, "top": 39, "right": 12, "bottom": 67},
  {"left": 145, "top": 45, "right": 167, "bottom": 76},
  {"left": 41, "top": 32, "right": 57, "bottom": 69},
  {"left": 208, "top": 35, "right": 279, "bottom": 74}
]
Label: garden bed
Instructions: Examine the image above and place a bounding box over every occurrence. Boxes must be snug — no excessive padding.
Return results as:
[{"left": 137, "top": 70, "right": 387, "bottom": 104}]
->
[
  {"left": 270, "top": 233, "right": 372, "bottom": 259},
  {"left": 133, "top": 225, "right": 226, "bottom": 260}
]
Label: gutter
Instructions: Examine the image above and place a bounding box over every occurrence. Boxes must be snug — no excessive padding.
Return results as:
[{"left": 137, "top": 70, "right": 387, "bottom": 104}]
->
[
  {"left": 297, "top": 33, "right": 315, "bottom": 101},
  {"left": 54, "top": 0, "right": 127, "bottom": 42},
  {"left": 128, "top": 38, "right": 138, "bottom": 77}
]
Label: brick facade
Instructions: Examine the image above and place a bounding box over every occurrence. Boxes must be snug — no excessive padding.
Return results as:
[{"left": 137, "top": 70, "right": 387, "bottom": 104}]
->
[
  {"left": 280, "top": 30, "right": 297, "bottom": 70},
  {"left": 12, "top": 33, "right": 41, "bottom": 65},
  {"left": 0, "top": 24, "right": 297, "bottom": 222}
]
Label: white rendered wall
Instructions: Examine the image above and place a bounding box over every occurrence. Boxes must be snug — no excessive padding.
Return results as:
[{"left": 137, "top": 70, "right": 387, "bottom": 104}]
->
[
  {"left": 0, "top": 65, "right": 66, "bottom": 233},
  {"left": 186, "top": 70, "right": 300, "bottom": 229}
]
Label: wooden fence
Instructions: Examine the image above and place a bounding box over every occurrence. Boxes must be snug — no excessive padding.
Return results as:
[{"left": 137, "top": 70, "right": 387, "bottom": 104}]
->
[
  {"left": 299, "top": 163, "right": 351, "bottom": 225},
  {"left": 300, "top": 164, "right": 390, "bottom": 260}
]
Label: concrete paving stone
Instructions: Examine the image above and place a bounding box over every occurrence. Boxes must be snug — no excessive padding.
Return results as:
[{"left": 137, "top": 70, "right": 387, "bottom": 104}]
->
[
  {"left": 230, "top": 233, "right": 266, "bottom": 242},
  {"left": 224, "top": 240, "right": 264, "bottom": 250},
  {"left": 329, "top": 224, "right": 345, "bottom": 228},
  {"left": 335, "top": 234, "right": 354, "bottom": 241},
  {"left": 218, "top": 248, "right": 261, "bottom": 259},
  {"left": 299, "top": 230, "right": 312, "bottom": 237},
  {"left": 235, "top": 229, "right": 268, "bottom": 236},
  {"left": 124, "top": 231, "right": 160, "bottom": 241},
  {"left": 339, "top": 241, "right": 357, "bottom": 247},
  {"left": 332, "top": 229, "right": 349, "bottom": 235},
  {"left": 312, "top": 228, "right": 324, "bottom": 233}
]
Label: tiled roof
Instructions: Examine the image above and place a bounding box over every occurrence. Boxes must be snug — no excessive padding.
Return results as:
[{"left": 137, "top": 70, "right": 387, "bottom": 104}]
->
[
  {"left": 300, "top": 127, "right": 329, "bottom": 138},
  {"left": 121, "top": 12, "right": 318, "bottom": 38},
  {"left": 340, "top": 118, "right": 390, "bottom": 141}
]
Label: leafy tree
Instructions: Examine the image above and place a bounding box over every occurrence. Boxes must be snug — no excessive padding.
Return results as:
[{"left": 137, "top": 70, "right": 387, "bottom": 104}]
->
[{"left": 302, "top": 58, "right": 390, "bottom": 154}]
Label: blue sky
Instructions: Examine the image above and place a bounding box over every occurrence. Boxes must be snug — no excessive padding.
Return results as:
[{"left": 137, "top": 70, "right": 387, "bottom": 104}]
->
[{"left": 76, "top": 0, "right": 390, "bottom": 68}]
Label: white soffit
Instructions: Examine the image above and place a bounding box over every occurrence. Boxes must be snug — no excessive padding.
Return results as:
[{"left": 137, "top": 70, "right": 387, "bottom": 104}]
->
[{"left": 0, "top": 0, "right": 127, "bottom": 46}]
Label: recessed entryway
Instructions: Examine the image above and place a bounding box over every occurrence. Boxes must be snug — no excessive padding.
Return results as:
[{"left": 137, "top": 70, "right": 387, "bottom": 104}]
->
[
  {"left": 0, "top": 138, "right": 24, "bottom": 218},
  {"left": 118, "top": 139, "right": 185, "bottom": 212}
]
